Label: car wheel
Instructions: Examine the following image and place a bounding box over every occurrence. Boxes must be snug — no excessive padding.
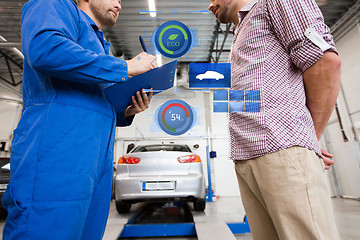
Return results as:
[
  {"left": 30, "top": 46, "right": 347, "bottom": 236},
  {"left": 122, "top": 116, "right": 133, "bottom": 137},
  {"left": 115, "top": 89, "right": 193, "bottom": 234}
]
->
[
  {"left": 193, "top": 199, "right": 206, "bottom": 211},
  {"left": 115, "top": 201, "right": 131, "bottom": 214}
]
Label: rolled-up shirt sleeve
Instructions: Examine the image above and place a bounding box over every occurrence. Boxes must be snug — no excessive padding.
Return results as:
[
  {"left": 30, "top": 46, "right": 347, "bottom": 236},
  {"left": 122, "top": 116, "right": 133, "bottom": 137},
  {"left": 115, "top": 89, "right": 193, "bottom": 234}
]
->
[
  {"left": 265, "top": 0, "right": 338, "bottom": 72},
  {"left": 116, "top": 109, "right": 135, "bottom": 127}
]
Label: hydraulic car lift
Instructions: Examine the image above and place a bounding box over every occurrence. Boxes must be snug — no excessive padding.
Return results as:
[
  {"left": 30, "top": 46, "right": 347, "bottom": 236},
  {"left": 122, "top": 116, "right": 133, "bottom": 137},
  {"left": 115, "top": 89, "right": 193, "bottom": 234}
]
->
[{"left": 117, "top": 201, "right": 250, "bottom": 239}]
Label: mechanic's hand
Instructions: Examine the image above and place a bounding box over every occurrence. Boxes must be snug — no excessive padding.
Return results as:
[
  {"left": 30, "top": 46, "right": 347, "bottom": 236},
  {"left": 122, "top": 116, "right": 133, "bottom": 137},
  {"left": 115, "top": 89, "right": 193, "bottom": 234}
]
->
[
  {"left": 321, "top": 148, "right": 335, "bottom": 170},
  {"left": 125, "top": 89, "right": 153, "bottom": 118},
  {"left": 126, "top": 52, "right": 157, "bottom": 77}
]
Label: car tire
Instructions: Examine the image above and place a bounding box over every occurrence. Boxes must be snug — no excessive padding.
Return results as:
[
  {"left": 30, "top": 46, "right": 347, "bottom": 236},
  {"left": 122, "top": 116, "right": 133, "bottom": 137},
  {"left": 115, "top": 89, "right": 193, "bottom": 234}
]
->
[
  {"left": 115, "top": 201, "right": 131, "bottom": 214},
  {"left": 193, "top": 199, "right": 206, "bottom": 211}
]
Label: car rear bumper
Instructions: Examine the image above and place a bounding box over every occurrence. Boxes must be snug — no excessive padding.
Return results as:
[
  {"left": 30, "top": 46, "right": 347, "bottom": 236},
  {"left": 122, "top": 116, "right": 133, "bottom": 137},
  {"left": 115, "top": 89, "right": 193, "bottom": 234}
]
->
[{"left": 115, "top": 174, "right": 206, "bottom": 201}]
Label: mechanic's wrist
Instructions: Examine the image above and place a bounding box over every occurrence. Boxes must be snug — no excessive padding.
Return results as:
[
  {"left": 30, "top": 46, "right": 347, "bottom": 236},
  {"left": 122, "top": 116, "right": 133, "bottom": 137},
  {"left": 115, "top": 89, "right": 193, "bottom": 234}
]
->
[{"left": 124, "top": 105, "right": 133, "bottom": 118}]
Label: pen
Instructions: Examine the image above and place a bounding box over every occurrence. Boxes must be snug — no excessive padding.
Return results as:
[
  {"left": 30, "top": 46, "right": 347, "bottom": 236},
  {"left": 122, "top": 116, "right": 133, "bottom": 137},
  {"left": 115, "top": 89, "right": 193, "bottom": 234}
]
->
[{"left": 139, "top": 35, "right": 147, "bottom": 53}]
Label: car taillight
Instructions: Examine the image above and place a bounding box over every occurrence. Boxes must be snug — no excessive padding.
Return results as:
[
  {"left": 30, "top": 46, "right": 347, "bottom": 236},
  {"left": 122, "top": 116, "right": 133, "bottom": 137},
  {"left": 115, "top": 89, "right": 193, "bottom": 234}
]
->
[
  {"left": 177, "top": 154, "right": 201, "bottom": 163},
  {"left": 118, "top": 156, "right": 141, "bottom": 164}
]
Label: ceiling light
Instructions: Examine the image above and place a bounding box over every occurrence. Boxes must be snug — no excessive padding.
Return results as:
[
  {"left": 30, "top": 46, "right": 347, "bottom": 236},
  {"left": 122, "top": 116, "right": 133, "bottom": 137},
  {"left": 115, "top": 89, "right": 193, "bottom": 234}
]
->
[
  {"left": 156, "top": 54, "right": 162, "bottom": 67},
  {"left": 148, "top": 0, "right": 156, "bottom": 17},
  {"left": 0, "top": 35, "right": 24, "bottom": 60}
]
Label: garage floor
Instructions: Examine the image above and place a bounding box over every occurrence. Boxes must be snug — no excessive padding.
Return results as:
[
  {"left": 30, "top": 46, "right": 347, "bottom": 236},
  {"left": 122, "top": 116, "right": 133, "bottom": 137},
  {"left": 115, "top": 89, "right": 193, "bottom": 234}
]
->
[{"left": 0, "top": 197, "right": 359, "bottom": 239}]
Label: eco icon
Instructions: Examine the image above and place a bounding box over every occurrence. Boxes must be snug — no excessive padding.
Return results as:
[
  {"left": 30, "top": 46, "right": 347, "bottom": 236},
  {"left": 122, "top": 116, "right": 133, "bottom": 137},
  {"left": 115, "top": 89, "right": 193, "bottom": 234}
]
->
[{"left": 152, "top": 21, "right": 194, "bottom": 58}]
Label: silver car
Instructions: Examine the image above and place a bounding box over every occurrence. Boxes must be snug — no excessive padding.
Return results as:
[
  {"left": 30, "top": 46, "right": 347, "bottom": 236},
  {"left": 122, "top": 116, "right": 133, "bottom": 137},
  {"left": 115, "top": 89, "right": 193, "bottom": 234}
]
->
[{"left": 114, "top": 144, "right": 206, "bottom": 213}]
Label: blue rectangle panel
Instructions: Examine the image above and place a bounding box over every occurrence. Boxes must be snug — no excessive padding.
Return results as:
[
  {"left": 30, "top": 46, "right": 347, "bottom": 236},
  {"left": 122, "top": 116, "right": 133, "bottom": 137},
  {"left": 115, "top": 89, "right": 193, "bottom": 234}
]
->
[
  {"left": 229, "top": 102, "right": 244, "bottom": 113},
  {"left": 245, "top": 90, "right": 260, "bottom": 101},
  {"left": 213, "top": 90, "right": 229, "bottom": 101},
  {"left": 189, "top": 63, "right": 231, "bottom": 88},
  {"left": 245, "top": 102, "right": 261, "bottom": 112},
  {"left": 213, "top": 102, "right": 228, "bottom": 112},
  {"left": 229, "top": 90, "right": 244, "bottom": 101}
]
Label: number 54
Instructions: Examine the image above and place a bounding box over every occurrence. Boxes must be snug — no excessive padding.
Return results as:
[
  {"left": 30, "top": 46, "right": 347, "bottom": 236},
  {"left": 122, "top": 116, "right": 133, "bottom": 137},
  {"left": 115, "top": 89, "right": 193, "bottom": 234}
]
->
[{"left": 171, "top": 114, "right": 181, "bottom": 121}]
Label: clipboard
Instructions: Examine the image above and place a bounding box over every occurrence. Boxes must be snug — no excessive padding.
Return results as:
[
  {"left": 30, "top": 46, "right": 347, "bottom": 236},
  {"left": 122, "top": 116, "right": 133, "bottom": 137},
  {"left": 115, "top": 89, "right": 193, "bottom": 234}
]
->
[{"left": 104, "top": 60, "right": 177, "bottom": 113}]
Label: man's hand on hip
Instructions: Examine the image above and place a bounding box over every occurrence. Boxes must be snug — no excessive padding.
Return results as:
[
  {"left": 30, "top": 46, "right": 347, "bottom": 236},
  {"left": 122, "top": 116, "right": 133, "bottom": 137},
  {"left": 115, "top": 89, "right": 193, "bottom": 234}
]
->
[{"left": 321, "top": 148, "right": 335, "bottom": 170}]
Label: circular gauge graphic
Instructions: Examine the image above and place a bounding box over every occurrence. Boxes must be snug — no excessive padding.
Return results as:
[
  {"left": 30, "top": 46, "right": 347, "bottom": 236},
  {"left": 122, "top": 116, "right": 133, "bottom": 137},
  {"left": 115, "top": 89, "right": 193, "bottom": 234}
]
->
[
  {"left": 152, "top": 21, "right": 194, "bottom": 58},
  {"left": 155, "top": 99, "right": 196, "bottom": 136}
]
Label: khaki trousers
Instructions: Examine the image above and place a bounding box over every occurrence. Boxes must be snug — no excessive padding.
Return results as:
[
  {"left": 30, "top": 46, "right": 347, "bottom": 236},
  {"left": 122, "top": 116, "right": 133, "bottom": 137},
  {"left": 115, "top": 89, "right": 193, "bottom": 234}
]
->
[{"left": 235, "top": 146, "right": 340, "bottom": 240}]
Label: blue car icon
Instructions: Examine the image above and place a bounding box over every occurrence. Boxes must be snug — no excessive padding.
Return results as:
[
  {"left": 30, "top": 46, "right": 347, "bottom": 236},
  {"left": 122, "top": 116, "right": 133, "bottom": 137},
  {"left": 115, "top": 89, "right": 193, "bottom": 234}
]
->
[{"left": 196, "top": 71, "right": 225, "bottom": 80}]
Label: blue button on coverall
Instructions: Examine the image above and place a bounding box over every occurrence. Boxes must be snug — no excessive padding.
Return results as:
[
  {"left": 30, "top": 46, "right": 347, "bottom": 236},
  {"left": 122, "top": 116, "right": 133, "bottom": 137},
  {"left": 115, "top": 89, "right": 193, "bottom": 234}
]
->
[{"left": 2, "top": 0, "right": 132, "bottom": 239}]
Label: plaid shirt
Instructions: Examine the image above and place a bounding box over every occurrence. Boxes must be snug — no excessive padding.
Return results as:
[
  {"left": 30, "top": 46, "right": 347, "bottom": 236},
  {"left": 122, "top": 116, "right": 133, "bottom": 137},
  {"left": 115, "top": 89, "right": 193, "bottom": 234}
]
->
[{"left": 229, "top": 0, "right": 337, "bottom": 161}]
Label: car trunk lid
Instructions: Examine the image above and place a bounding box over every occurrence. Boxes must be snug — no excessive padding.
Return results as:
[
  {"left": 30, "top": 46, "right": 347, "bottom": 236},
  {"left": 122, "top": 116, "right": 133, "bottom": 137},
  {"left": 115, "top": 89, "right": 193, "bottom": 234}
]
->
[{"left": 126, "top": 151, "right": 193, "bottom": 177}]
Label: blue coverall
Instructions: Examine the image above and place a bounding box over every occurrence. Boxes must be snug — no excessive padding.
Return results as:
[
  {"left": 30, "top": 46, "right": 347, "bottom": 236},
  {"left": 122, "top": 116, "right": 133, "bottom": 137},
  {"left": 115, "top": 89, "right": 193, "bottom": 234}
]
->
[{"left": 2, "top": 0, "right": 132, "bottom": 239}]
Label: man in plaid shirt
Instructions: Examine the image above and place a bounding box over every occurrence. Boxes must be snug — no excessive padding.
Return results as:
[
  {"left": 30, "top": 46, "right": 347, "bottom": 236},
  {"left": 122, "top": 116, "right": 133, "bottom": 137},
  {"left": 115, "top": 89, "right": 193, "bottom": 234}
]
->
[{"left": 208, "top": 0, "right": 341, "bottom": 239}]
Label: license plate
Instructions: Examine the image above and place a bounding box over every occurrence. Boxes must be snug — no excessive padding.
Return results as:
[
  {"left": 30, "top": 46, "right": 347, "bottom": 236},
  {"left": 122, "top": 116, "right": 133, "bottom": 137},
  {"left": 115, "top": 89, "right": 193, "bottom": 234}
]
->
[
  {"left": 0, "top": 184, "right": 8, "bottom": 190},
  {"left": 142, "top": 181, "right": 175, "bottom": 191}
]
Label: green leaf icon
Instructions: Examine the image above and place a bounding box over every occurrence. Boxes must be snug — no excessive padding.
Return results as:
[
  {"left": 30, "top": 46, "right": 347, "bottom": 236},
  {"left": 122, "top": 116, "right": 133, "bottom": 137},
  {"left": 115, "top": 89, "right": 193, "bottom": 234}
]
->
[{"left": 168, "top": 34, "right": 178, "bottom": 40}]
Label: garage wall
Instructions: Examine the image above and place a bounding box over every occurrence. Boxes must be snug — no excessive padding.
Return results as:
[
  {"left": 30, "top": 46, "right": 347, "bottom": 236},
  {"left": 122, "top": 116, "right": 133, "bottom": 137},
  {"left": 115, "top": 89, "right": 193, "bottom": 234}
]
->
[{"left": 322, "top": 24, "right": 360, "bottom": 198}]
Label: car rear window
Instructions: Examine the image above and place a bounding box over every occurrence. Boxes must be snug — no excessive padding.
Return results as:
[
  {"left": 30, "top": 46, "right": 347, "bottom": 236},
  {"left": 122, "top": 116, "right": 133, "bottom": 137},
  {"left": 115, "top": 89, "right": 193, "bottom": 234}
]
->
[{"left": 132, "top": 145, "right": 191, "bottom": 153}]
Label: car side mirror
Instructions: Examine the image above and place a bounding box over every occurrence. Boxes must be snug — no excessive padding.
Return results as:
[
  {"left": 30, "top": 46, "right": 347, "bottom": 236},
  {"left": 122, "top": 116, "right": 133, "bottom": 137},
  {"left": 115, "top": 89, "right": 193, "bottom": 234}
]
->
[{"left": 126, "top": 143, "right": 135, "bottom": 154}]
